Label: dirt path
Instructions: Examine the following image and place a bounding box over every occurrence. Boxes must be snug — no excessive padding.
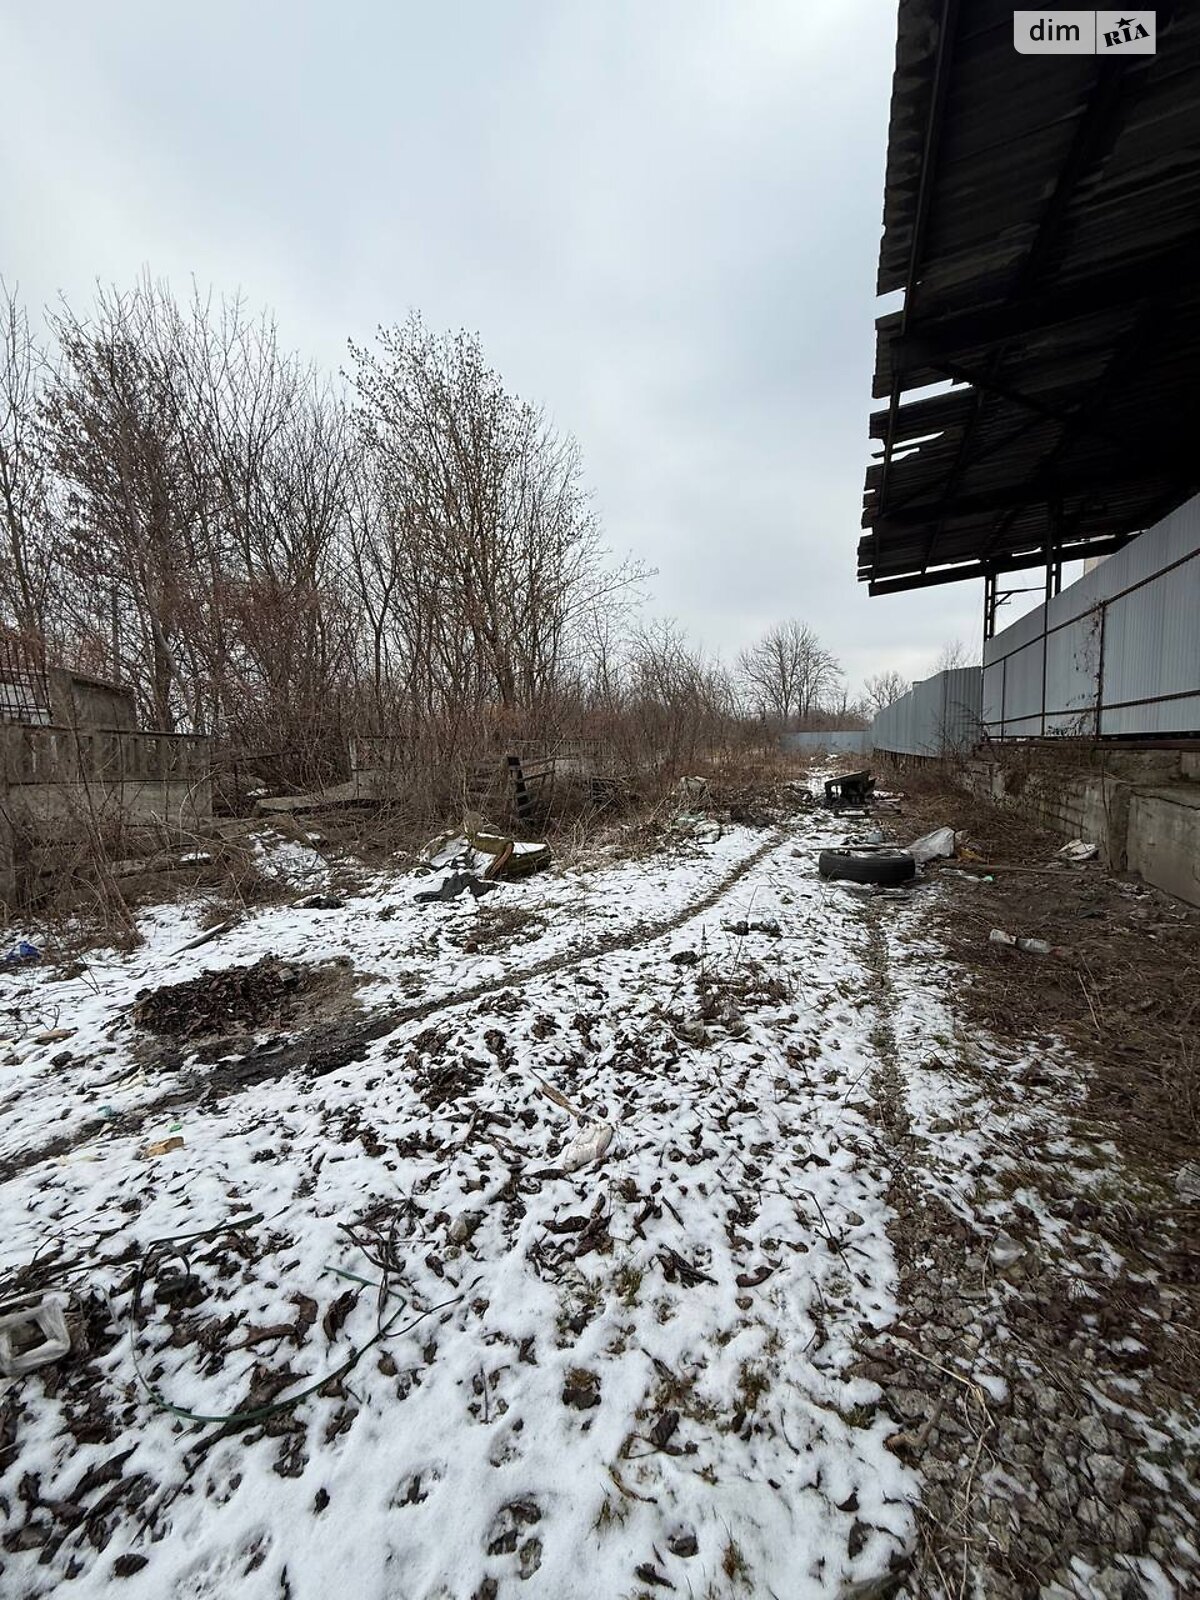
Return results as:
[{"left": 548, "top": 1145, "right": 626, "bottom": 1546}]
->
[{"left": 858, "top": 895, "right": 1200, "bottom": 1599}]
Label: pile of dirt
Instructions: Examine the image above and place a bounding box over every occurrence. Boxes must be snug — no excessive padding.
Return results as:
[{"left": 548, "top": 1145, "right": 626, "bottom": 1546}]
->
[{"left": 132, "top": 957, "right": 311, "bottom": 1039}]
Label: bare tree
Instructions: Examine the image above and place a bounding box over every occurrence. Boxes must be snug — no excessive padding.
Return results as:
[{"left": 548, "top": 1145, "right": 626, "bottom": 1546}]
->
[
  {"left": 13, "top": 279, "right": 799, "bottom": 820},
  {"left": 933, "top": 638, "right": 978, "bottom": 673},
  {"left": 737, "top": 619, "right": 841, "bottom": 729},
  {"left": 0, "top": 283, "right": 57, "bottom": 640},
  {"left": 41, "top": 285, "right": 205, "bottom": 727},
  {"left": 620, "top": 618, "right": 738, "bottom": 773},
  {"left": 863, "top": 669, "right": 909, "bottom": 716},
  {"left": 349, "top": 315, "right": 644, "bottom": 722}
]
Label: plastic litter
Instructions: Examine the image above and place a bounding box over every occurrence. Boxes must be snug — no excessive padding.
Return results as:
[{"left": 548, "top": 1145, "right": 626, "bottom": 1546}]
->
[
  {"left": 3, "top": 940, "right": 40, "bottom": 965},
  {"left": 414, "top": 872, "right": 499, "bottom": 904},
  {"left": 421, "top": 828, "right": 551, "bottom": 882},
  {"left": 989, "top": 928, "right": 1064, "bottom": 957},
  {"left": 0, "top": 1295, "right": 71, "bottom": 1377},
  {"left": 1057, "top": 839, "right": 1099, "bottom": 863},
  {"left": 908, "top": 826, "right": 956, "bottom": 865},
  {"left": 560, "top": 1121, "right": 614, "bottom": 1173}
]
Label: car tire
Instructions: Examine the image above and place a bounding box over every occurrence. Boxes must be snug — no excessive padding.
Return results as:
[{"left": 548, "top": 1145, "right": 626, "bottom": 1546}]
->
[{"left": 818, "top": 846, "right": 916, "bottom": 886}]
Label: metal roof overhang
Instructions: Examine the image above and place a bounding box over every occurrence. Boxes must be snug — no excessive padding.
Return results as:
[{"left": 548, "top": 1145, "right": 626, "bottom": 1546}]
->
[{"left": 860, "top": 0, "right": 1200, "bottom": 595}]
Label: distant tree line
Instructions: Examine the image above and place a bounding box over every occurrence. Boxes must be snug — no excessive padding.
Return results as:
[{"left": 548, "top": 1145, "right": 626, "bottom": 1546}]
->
[{"left": 1, "top": 276, "right": 872, "bottom": 800}]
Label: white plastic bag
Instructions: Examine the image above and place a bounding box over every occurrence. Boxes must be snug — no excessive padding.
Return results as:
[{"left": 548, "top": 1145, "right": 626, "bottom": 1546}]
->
[
  {"left": 908, "top": 826, "right": 956, "bottom": 864},
  {"left": 560, "top": 1121, "right": 614, "bottom": 1173}
]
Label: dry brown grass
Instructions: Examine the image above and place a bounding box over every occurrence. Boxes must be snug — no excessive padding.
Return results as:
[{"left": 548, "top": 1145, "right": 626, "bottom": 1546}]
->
[{"left": 877, "top": 762, "right": 1200, "bottom": 1160}]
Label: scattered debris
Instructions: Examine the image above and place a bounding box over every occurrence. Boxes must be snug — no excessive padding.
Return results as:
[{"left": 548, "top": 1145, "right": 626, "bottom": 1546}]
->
[
  {"left": 3, "top": 770, "right": 1194, "bottom": 1599},
  {"left": 1057, "top": 838, "right": 1099, "bottom": 863},
  {"left": 255, "top": 779, "right": 372, "bottom": 816},
  {"left": 250, "top": 832, "right": 328, "bottom": 885},
  {"left": 562, "top": 1367, "right": 601, "bottom": 1409},
  {"left": 421, "top": 828, "right": 552, "bottom": 885},
  {"left": 480, "top": 837, "right": 552, "bottom": 881},
  {"left": 0, "top": 1294, "right": 71, "bottom": 1377},
  {"left": 671, "top": 812, "right": 722, "bottom": 842},
  {"left": 988, "top": 928, "right": 1065, "bottom": 957},
  {"left": 414, "top": 872, "right": 498, "bottom": 904},
  {"left": 448, "top": 1211, "right": 483, "bottom": 1244},
  {"left": 823, "top": 771, "right": 876, "bottom": 810},
  {"left": 169, "top": 916, "right": 239, "bottom": 956},
  {"left": 132, "top": 956, "right": 309, "bottom": 1037},
  {"left": 138, "top": 1135, "right": 185, "bottom": 1160},
  {"left": 675, "top": 776, "right": 709, "bottom": 806},
  {"left": 722, "top": 917, "right": 782, "bottom": 937},
  {"left": 110, "top": 847, "right": 214, "bottom": 880}
]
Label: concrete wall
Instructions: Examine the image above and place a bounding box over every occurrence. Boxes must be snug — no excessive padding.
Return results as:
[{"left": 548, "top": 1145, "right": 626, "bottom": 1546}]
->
[
  {"left": 870, "top": 668, "right": 983, "bottom": 758},
  {"left": 48, "top": 669, "right": 137, "bottom": 731},
  {"left": 1126, "top": 788, "right": 1200, "bottom": 908},
  {"left": 963, "top": 744, "right": 1200, "bottom": 907},
  {"left": 0, "top": 724, "right": 211, "bottom": 909},
  {"left": 983, "top": 491, "right": 1200, "bottom": 738}
]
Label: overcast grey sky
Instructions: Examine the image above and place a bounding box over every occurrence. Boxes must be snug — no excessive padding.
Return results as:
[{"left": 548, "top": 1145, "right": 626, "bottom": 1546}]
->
[{"left": 1, "top": 0, "right": 987, "bottom": 693}]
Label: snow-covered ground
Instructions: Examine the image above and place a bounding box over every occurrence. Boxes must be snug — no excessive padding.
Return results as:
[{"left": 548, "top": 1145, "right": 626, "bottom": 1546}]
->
[{"left": 1, "top": 803, "right": 1197, "bottom": 1599}]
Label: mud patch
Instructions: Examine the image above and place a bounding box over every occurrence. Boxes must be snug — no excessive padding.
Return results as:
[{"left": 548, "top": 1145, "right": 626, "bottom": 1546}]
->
[
  {"left": 455, "top": 906, "right": 547, "bottom": 955},
  {"left": 132, "top": 957, "right": 359, "bottom": 1041}
]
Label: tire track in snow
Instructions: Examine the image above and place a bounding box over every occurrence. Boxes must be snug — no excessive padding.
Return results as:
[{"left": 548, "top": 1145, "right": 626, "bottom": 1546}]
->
[{"left": 0, "top": 829, "right": 795, "bottom": 1184}]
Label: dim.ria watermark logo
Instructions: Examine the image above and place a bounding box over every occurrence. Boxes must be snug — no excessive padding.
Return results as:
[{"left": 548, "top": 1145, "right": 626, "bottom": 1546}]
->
[{"left": 1014, "top": 11, "right": 1156, "bottom": 54}]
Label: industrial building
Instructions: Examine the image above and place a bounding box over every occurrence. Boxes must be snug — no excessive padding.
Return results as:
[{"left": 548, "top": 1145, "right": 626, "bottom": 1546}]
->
[{"left": 862, "top": 0, "right": 1200, "bottom": 904}]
